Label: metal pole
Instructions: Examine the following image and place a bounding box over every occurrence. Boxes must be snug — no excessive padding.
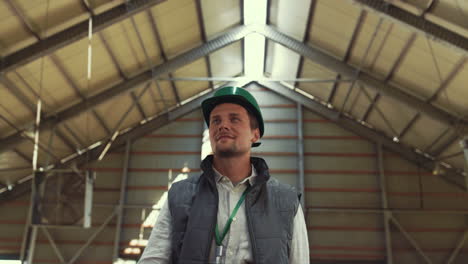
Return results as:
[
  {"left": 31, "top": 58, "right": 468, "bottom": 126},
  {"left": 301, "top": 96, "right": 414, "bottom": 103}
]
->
[
  {"left": 445, "top": 228, "right": 468, "bottom": 264},
  {"left": 20, "top": 183, "right": 35, "bottom": 261},
  {"left": 113, "top": 140, "right": 131, "bottom": 262},
  {"left": 41, "top": 227, "right": 65, "bottom": 264},
  {"left": 461, "top": 137, "right": 468, "bottom": 189},
  {"left": 391, "top": 216, "right": 433, "bottom": 264},
  {"left": 83, "top": 170, "right": 94, "bottom": 228},
  {"left": 377, "top": 143, "right": 393, "bottom": 263},
  {"left": 22, "top": 97, "right": 41, "bottom": 263},
  {"left": 26, "top": 226, "right": 38, "bottom": 264},
  {"left": 297, "top": 103, "right": 305, "bottom": 209},
  {"left": 67, "top": 210, "right": 116, "bottom": 264}
]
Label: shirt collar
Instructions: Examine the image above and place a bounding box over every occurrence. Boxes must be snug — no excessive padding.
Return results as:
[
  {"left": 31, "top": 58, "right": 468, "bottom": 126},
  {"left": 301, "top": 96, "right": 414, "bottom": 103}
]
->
[{"left": 213, "top": 164, "right": 257, "bottom": 186}]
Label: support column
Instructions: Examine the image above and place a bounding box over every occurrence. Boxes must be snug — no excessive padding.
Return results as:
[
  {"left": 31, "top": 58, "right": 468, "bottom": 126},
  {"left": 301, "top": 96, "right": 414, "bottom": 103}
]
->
[
  {"left": 113, "top": 140, "right": 131, "bottom": 262},
  {"left": 68, "top": 210, "right": 116, "bottom": 264},
  {"left": 297, "top": 103, "right": 305, "bottom": 209},
  {"left": 461, "top": 137, "right": 468, "bottom": 190},
  {"left": 377, "top": 143, "right": 393, "bottom": 263}
]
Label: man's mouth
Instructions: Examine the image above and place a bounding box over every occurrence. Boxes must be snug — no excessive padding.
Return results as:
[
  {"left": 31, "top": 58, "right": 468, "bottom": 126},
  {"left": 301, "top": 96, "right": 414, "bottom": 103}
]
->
[{"left": 217, "top": 135, "right": 234, "bottom": 141}]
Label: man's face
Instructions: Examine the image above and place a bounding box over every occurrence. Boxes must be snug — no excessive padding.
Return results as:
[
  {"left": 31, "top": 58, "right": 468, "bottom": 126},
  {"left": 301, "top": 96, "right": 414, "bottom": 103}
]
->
[{"left": 209, "top": 103, "right": 260, "bottom": 158}]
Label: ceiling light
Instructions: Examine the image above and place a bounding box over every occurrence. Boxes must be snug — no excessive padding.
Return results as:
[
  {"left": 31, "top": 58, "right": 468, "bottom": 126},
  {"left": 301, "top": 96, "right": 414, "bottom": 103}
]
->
[
  {"left": 244, "top": 0, "right": 267, "bottom": 26},
  {"left": 244, "top": 33, "right": 266, "bottom": 80},
  {"left": 243, "top": 0, "right": 267, "bottom": 80}
]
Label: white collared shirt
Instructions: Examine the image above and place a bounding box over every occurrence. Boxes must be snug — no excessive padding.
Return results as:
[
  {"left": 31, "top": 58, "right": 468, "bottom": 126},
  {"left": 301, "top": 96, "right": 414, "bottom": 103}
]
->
[{"left": 138, "top": 165, "right": 310, "bottom": 264}]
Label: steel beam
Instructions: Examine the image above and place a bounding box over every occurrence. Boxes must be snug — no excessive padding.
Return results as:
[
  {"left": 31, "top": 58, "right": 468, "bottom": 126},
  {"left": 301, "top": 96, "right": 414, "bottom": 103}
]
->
[
  {"left": 344, "top": 10, "right": 366, "bottom": 62},
  {"left": 362, "top": 32, "right": 417, "bottom": 122},
  {"left": 258, "top": 25, "right": 468, "bottom": 128},
  {"left": 432, "top": 132, "right": 460, "bottom": 157},
  {"left": 362, "top": 93, "right": 380, "bottom": 121},
  {"left": 427, "top": 57, "right": 467, "bottom": 102},
  {"left": 0, "top": 25, "right": 250, "bottom": 153},
  {"left": 296, "top": 104, "right": 305, "bottom": 209},
  {"left": 4, "top": 0, "right": 40, "bottom": 40},
  {"left": 424, "top": 127, "right": 450, "bottom": 153},
  {"left": 99, "top": 31, "right": 149, "bottom": 122},
  {"left": 259, "top": 80, "right": 467, "bottom": 190},
  {"left": 377, "top": 143, "right": 393, "bottom": 263},
  {"left": 385, "top": 33, "right": 417, "bottom": 82},
  {"left": 327, "top": 75, "right": 340, "bottom": 103},
  {"left": 13, "top": 148, "right": 32, "bottom": 163},
  {"left": 390, "top": 216, "right": 433, "bottom": 263},
  {"left": 41, "top": 227, "right": 65, "bottom": 264},
  {"left": 1, "top": 74, "right": 81, "bottom": 151},
  {"left": 398, "top": 113, "right": 421, "bottom": 140},
  {"left": 127, "top": 16, "right": 155, "bottom": 117},
  {"left": 80, "top": 0, "right": 94, "bottom": 15},
  {"left": 147, "top": 10, "right": 181, "bottom": 104},
  {"left": 352, "top": 0, "right": 468, "bottom": 55},
  {"left": 26, "top": 226, "right": 38, "bottom": 264},
  {"left": 446, "top": 228, "right": 468, "bottom": 264},
  {"left": 112, "top": 140, "right": 131, "bottom": 262},
  {"left": 341, "top": 15, "right": 384, "bottom": 114},
  {"left": 131, "top": 92, "right": 148, "bottom": 119},
  {"left": 67, "top": 210, "right": 116, "bottom": 264},
  {"left": 0, "top": 80, "right": 248, "bottom": 203},
  {"left": 368, "top": 24, "right": 394, "bottom": 71},
  {"left": 195, "top": 0, "right": 214, "bottom": 90},
  {"left": 293, "top": 0, "right": 317, "bottom": 89},
  {"left": 328, "top": 10, "right": 366, "bottom": 105},
  {"left": 0, "top": 0, "right": 166, "bottom": 73},
  {"left": 49, "top": 55, "right": 111, "bottom": 134}
]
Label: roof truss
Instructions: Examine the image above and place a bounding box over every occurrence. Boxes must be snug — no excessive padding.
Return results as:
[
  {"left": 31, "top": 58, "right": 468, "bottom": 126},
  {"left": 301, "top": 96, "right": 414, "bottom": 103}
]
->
[
  {"left": 352, "top": 0, "right": 468, "bottom": 55},
  {"left": 0, "top": 0, "right": 166, "bottom": 72}
]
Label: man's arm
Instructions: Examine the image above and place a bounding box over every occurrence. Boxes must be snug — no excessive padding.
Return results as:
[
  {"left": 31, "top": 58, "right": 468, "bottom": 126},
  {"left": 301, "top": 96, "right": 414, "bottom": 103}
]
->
[
  {"left": 289, "top": 205, "right": 310, "bottom": 264},
  {"left": 138, "top": 200, "right": 172, "bottom": 264}
]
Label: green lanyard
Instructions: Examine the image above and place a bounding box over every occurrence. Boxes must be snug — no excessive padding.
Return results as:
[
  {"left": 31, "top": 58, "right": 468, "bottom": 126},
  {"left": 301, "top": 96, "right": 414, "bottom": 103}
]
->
[{"left": 214, "top": 186, "right": 251, "bottom": 246}]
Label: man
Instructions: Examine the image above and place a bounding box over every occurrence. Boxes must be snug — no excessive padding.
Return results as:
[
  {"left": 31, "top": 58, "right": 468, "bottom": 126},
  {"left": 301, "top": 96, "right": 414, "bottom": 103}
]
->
[{"left": 138, "top": 87, "right": 309, "bottom": 263}]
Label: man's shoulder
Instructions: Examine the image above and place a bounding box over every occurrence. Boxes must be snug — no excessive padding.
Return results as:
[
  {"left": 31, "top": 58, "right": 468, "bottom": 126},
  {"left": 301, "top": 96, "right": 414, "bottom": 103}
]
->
[
  {"left": 266, "top": 177, "right": 298, "bottom": 194},
  {"left": 170, "top": 174, "right": 201, "bottom": 192}
]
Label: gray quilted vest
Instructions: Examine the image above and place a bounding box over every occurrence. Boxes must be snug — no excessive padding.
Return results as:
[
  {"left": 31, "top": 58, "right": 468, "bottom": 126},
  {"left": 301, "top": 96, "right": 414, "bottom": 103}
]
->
[{"left": 168, "top": 155, "right": 300, "bottom": 264}]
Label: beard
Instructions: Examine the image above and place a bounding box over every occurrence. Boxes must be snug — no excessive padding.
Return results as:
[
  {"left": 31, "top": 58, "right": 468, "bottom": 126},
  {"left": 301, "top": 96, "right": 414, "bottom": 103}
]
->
[{"left": 214, "top": 142, "right": 246, "bottom": 158}]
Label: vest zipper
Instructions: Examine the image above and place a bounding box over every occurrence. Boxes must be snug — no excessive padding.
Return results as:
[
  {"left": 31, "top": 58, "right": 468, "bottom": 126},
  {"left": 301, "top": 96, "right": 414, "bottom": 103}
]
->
[
  {"left": 245, "top": 190, "right": 259, "bottom": 263},
  {"left": 204, "top": 178, "right": 219, "bottom": 261}
]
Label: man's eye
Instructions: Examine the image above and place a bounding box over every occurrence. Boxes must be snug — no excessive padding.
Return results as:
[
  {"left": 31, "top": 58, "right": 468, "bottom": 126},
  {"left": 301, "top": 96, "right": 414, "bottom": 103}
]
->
[{"left": 211, "top": 119, "right": 220, "bottom": 124}]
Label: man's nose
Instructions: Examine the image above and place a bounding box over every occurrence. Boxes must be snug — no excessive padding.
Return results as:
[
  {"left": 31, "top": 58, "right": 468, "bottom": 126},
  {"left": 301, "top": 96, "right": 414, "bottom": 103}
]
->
[{"left": 217, "top": 119, "right": 229, "bottom": 130}]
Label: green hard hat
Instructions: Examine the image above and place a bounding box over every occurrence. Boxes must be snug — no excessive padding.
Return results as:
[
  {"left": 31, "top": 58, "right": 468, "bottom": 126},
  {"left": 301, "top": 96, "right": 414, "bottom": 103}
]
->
[{"left": 202, "top": 86, "right": 264, "bottom": 147}]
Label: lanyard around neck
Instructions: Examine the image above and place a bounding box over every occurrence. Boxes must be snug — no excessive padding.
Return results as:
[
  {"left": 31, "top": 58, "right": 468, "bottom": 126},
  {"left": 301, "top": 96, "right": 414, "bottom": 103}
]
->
[{"left": 214, "top": 185, "right": 252, "bottom": 246}]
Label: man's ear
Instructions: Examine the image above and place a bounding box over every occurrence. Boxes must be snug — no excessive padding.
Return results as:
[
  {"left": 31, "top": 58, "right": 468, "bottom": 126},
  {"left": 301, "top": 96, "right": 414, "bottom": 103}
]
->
[{"left": 251, "top": 128, "right": 260, "bottom": 143}]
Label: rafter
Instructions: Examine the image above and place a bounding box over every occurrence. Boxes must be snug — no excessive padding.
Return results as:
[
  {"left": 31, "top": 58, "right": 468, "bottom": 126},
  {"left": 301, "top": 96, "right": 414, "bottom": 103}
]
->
[
  {"left": 259, "top": 80, "right": 466, "bottom": 190},
  {"left": 0, "top": 25, "right": 250, "bottom": 153},
  {"left": 0, "top": 0, "right": 166, "bottom": 73},
  {"left": 352, "top": 0, "right": 468, "bottom": 55},
  {"left": 0, "top": 80, "right": 248, "bottom": 203},
  {"left": 258, "top": 25, "right": 468, "bottom": 129}
]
